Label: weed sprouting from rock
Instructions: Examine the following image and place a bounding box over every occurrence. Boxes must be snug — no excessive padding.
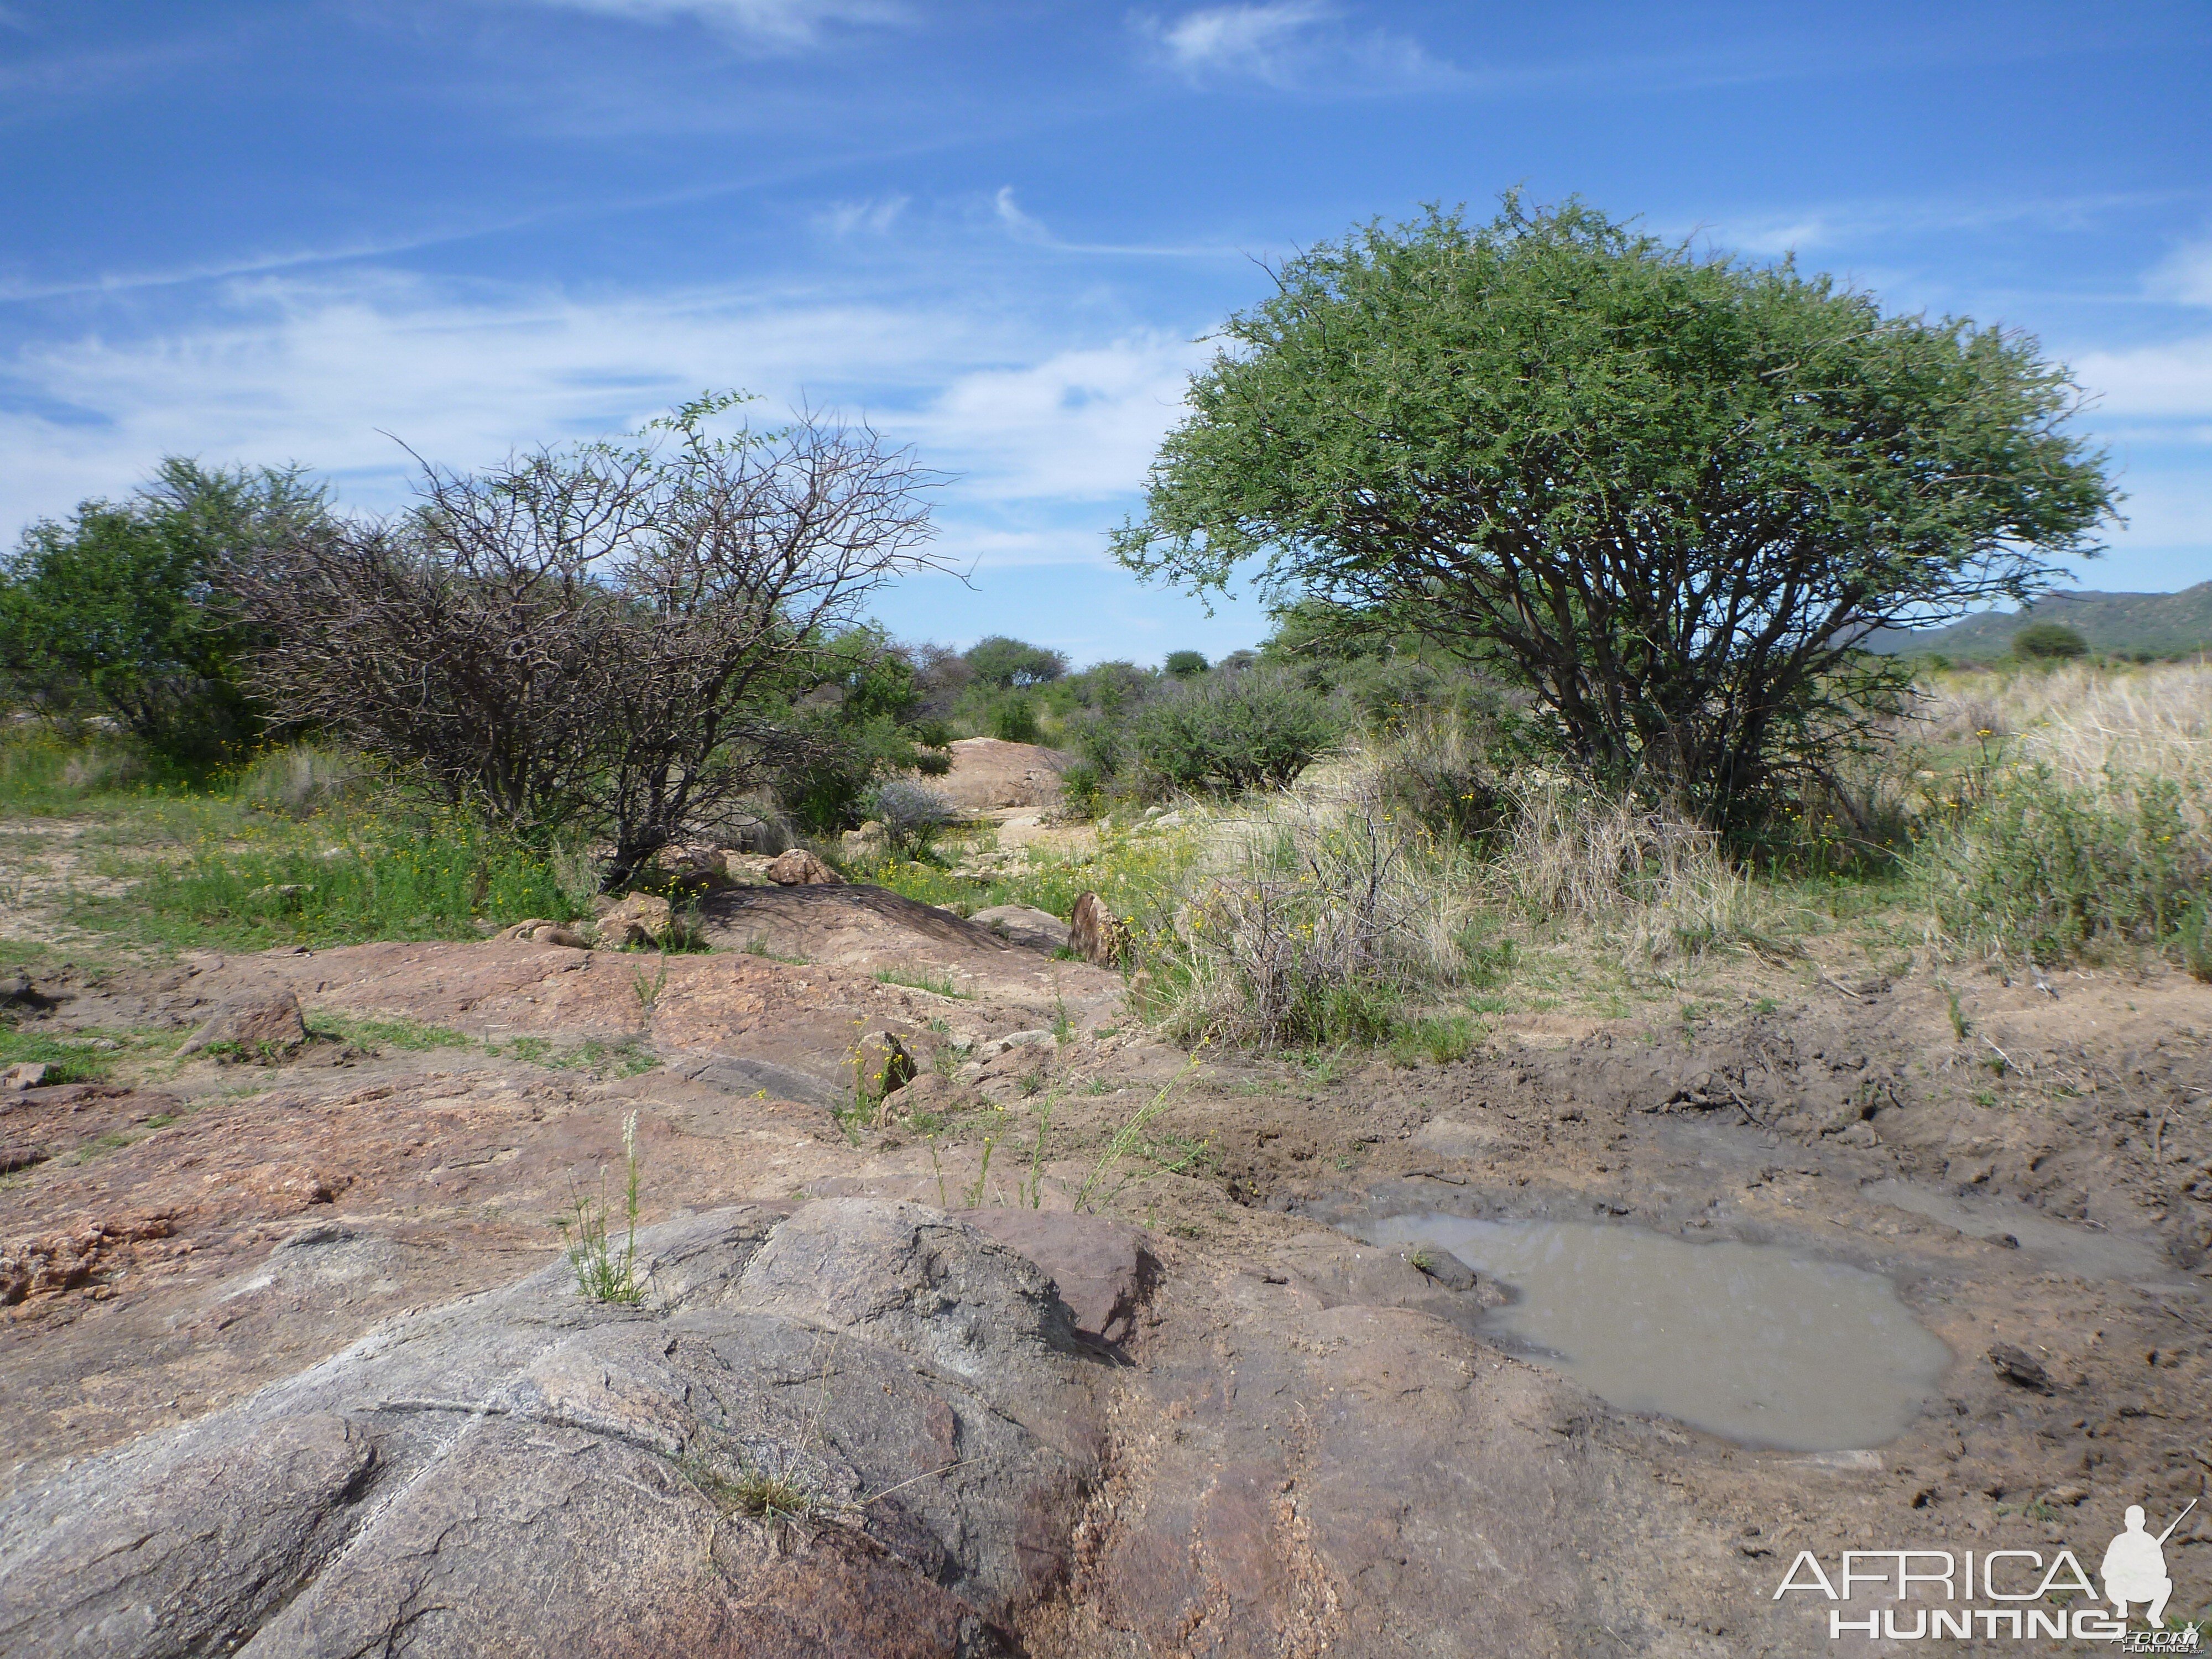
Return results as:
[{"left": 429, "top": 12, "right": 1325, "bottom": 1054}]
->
[{"left": 559, "top": 1110, "right": 645, "bottom": 1304}]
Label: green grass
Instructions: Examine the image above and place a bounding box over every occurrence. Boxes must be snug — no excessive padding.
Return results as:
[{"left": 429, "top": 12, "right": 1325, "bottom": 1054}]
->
[
  {"left": 844, "top": 823, "right": 1199, "bottom": 929},
  {"left": 489, "top": 1034, "right": 658, "bottom": 1077},
  {"left": 307, "top": 1013, "right": 472, "bottom": 1051},
  {"left": 874, "top": 968, "right": 969, "bottom": 998},
  {"left": 77, "top": 810, "right": 590, "bottom": 951},
  {"left": 0, "top": 732, "right": 211, "bottom": 817},
  {"left": 1386, "top": 1013, "right": 1480, "bottom": 1067},
  {"left": 0, "top": 1021, "right": 170, "bottom": 1084}
]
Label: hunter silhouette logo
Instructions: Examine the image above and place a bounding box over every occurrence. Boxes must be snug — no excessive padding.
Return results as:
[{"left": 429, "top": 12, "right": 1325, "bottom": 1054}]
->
[
  {"left": 1772, "top": 1495, "right": 2201, "bottom": 1645},
  {"left": 2104, "top": 1500, "right": 2194, "bottom": 1629}
]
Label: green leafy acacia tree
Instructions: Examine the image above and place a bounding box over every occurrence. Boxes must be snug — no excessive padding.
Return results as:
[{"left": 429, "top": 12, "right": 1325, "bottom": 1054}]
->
[
  {"left": 1, "top": 460, "right": 327, "bottom": 761},
  {"left": 1113, "top": 198, "right": 2119, "bottom": 827}
]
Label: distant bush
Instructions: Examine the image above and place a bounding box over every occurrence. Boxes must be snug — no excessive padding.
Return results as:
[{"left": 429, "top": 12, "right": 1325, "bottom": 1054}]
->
[
  {"left": 2013, "top": 622, "right": 2089, "bottom": 661},
  {"left": 1163, "top": 650, "right": 1208, "bottom": 679},
  {"left": 990, "top": 696, "right": 1043, "bottom": 745},
  {"left": 233, "top": 743, "right": 375, "bottom": 820},
  {"left": 1126, "top": 669, "right": 1336, "bottom": 794},
  {"left": 864, "top": 778, "right": 960, "bottom": 858},
  {"left": 963, "top": 635, "right": 1068, "bottom": 689},
  {"left": 0, "top": 460, "right": 328, "bottom": 765}
]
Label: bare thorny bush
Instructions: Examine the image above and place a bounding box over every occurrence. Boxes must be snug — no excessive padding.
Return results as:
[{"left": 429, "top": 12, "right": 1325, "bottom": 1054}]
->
[{"left": 234, "top": 397, "right": 947, "bottom": 887}]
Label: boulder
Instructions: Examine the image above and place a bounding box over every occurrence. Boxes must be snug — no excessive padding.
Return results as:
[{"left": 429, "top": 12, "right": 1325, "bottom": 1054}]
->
[
  {"left": 1067, "top": 891, "right": 1131, "bottom": 968},
  {"left": 971, "top": 904, "right": 1066, "bottom": 954},
  {"left": 592, "top": 893, "right": 674, "bottom": 952},
  {"left": 498, "top": 918, "right": 591, "bottom": 949},
  {"left": 767, "top": 848, "right": 843, "bottom": 886},
  {"left": 650, "top": 843, "right": 737, "bottom": 894},
  {"left": 852, "top": 1030, "right": 919, "bottom": 1107},
  {"left": 3, "top": 1062, "right": 49, "bottom": 1091},
  {"left": 1989, "top": 1342, "right": 2055, "bottom": 1392},
  {"left": 0, "top": 1201, "right": 1106, "bottom": 1659},
  {"left": 958, "top": 1211, "right": 1157, "bottom": 1344},
  {"left": 175, "top": 989, "right": 309, "bottom": 1060}
]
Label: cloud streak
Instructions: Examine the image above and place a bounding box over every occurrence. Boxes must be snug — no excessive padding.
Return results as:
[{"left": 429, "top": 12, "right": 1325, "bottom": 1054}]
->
[
  {"left": 0, "top": 268, "right": 1204, "bottom": 571},
  {"left": 504, "top": 0, "right": 904, "bottom": 48},
  {"left": 1136, "top": 1, "right": 1454, "bottom": 93}
]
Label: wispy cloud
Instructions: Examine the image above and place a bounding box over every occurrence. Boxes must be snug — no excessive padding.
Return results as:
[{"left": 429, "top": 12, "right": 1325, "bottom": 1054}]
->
[
  {"left": 2150, "top": 238, "right": 2212, "bottom": 307},
  {"left": 0, "top": 269, "right": 1202, "bottom": 570},
  {"left": 1135, "top": 1, "right": 1453, "bottom": 92},
  {"left": 817, "top": 195, "right": 909, "bottom": 237},
  {"left": 1697, "top": 190, "right": 2183, "bottom": 263},
  {"left": 2073, "top": 335, "right": 2212, "bottom": 420},
  {"left": 504, "top": 0, "right": 903, "bottom": 49},
  {"left": 991, "top": 187, "right": 1253, "bottom": 260}
]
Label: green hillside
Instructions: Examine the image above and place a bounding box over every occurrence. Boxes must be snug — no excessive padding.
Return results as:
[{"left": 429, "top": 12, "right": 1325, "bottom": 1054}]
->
[{"left": 1866, "top": 583, "right": 2212, "bottom": 659}]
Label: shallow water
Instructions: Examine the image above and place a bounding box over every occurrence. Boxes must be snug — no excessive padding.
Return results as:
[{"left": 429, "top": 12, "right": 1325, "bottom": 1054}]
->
[
  {"left": 1861, "top": 1179, "right": 2191, "bottom": 1291},
  {"left": 1366, "top": 1214, "right": 1952, "bottom": 1452}
]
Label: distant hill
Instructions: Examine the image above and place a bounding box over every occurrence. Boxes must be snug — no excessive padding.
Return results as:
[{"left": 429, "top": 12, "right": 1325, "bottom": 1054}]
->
[{"left": 1864, "top": 583, "right": 2212, "bottom": 660}]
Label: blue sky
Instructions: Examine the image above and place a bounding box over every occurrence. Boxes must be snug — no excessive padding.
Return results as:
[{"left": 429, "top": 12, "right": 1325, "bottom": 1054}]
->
[{"left": 2, "top": 1, "right": 2207, "bottom": 666}]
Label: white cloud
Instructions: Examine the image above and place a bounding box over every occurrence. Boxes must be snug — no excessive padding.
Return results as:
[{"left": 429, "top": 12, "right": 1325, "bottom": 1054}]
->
[
  {"left": 510, "top": 0, "right": 902, "bottom": 49},
  {"left": 1154, "top": 0, "right": 1329, "bottom": 84},
  {"left": 1139, "top": 1, "right": 1449, "bottom": 91},
  {"left": 993, "top": 186, "right": 1050, "bottom": 245},
  {"left": 905, "top": 335, "right": 1206, "bottom": 504},
  {"left": 2072, "top": 335, "right": 2212, "bottom": 419},
  {"left": 817, "top": 195, "right": 909, "bottom": 237},
  {"left": 0, "top": 270, "right": 1202, "bottom": 572},
  {"left": 2150, "top": 239, "right": 2212, "bottom": 307}
]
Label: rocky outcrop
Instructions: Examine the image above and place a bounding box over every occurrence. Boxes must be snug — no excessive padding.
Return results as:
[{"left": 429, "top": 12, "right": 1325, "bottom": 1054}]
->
[
  {"left": 592, "top": 891, "right": 675, "bottom": 951},
  {"left": 1067, "top": 891, "right": 1130, "bottom": 968},
  {"left": 768, "top": 848, "right": 843, "bottom": 886},
  {"left": 174, "top": 989, "right": 309, "bottom": 1060},
  {"left": 970, "top": 904, "right": 1066, "bottom": 954},
  {"left": 0, "top": 1199, "right": 1110, "bottom": 1659}
]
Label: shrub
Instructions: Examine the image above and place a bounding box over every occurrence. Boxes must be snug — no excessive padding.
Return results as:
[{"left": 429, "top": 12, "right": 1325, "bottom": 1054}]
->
[
  {"left": 1126, "top": 669, "right": 1335, "bottom": 794},
  {"left": 238, "top": 399, "right": 945, "bottom": 885},
  {"left": 0, "top": 460, "right": 328, "bottom": 765},
  {"left": 990, "top": 696, "right": 1043, "bottom": 745},
  {"left": 233, "top": 743, "right": 375, "bottom": 820},
  {"left": 1057, "top": 760, "right": 1106, "bottom": 817},
  {"left": 1911, "top": 764, "right": 2209, "bottom": 963},
  {"left": 864, "top": 778, "right": 959, "bottom": 858},
  {"left": 1149, "top": 784, "right": 1462, "bottom": 1046},
  {"left": 1163, "top": 650, "right": 1208, "bottom": 679},
  {"left": 2013, "top": 621, "right": 2090, "bottom": 661}
]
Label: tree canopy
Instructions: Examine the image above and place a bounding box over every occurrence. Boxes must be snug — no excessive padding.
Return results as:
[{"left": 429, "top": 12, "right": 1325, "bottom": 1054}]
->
[
  {"left": 1113, "top": 197, "right": 2119, "bottom": 825},
  {"left": 1, "top": 460, "right": 328, "bottom": 762},
  {"left": 962, "top": 635, "right": 1068, "bottom": 689}
]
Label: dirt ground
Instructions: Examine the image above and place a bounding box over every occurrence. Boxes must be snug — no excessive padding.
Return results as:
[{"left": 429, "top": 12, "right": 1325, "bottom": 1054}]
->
[{"left": 3, "top": 807, "right": 2210, "bottom": 1651}]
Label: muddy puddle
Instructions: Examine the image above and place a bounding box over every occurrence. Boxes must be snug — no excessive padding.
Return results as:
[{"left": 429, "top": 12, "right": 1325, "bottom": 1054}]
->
[
  {"left": 1366, "top": 1213, "right": 1952, "bottom": 1452},
  {"left": 1861, "top": 1178, "right": 2194, "bottom": 1291}
]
